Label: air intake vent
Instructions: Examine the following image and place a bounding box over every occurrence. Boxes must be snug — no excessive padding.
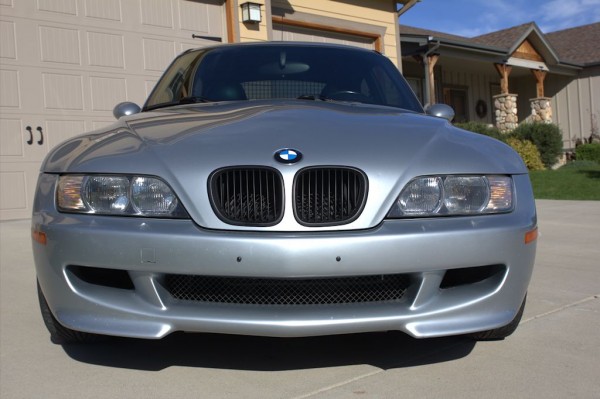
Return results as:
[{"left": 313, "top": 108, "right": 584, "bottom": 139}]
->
[
  {"left": 165, "top": 274, "right": 410, "bottom": 305},
  {"left": 294, "top": 167, "right": 367, "bottom": 226},
  {"left": 209, "top": 167, "right": 284, "bottom": 226}
]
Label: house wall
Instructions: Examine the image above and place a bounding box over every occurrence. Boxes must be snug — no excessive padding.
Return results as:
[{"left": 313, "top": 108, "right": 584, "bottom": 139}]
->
[
  {"left": 546, "top": 67, "right": 600, "bottom": 148},
  {"left": 403, "top": 56, "right": 599, "bottom": 151},
  {"left": 237, "top": 0, "right": 270, "bottom": 42},
  {"left": 270, "top": 0, "right": 400, "bottom": 67},
  {"left": 512, "top": 76, "right": 537, "bottom": 125},
  {"left": 440, "top": 68, "right": 499, "bottom": 124}
]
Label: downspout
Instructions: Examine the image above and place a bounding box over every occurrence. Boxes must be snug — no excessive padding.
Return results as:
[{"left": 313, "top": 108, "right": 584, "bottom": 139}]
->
[{"left": 423, "top": 39, "right": 440, "bottom": 107}]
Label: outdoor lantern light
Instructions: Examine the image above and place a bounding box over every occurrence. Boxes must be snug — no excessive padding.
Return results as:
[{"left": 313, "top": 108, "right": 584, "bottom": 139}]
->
[{"left": 241, "top": 2, "right": 261, "bottom": 23}]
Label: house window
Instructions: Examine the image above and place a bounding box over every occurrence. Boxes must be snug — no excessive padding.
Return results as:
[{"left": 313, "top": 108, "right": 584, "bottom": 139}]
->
[{"left": 443, "top": 86, "right": 469, "bottom": 123}]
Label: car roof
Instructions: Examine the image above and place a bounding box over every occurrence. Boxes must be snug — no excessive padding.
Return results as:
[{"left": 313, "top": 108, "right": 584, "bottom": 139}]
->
[{"left": 182, "top": 41, "right": 380, "bottom": 56}]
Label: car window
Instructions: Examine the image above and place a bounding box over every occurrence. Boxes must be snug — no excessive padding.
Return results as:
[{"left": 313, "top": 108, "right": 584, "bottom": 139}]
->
[
  {"left": 145, "top": 51, "right": 205, "bottom": 109},
  {"left": 144, "top": 45, "right": 423, "bottom": 113}
]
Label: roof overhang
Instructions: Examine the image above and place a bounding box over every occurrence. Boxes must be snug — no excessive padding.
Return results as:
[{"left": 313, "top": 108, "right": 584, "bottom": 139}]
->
[
  {"left": 396, "top": 1, "right": 420, "bottom": 16},
  {"left": 506, "top": 23, "right": 561, "bottom": 65},
  {"left": 401, "top": 32, "right": 582, "bottom": 76}
]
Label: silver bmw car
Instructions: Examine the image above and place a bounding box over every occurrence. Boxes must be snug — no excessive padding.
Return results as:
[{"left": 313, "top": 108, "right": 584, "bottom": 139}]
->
[{"left": 32, "top": 42, "right": 537, "bottom": 344}]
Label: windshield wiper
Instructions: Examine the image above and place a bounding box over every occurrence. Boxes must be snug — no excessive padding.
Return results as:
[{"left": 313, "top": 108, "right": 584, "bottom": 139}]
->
[
  {"left": 296, "top": 94, "right": 365, "bottom": 104},
  {"left": 145, "top": 96, "right": 212, "bottom": 111},
  {"left": 297, "top": 94, "right": 316, "bottom": 100},
  {"left": 178, "top": 96, "right": 211, "bottom": 104},
  {"left": 296, "top": 94, "right": 337, "bottom": 102}
]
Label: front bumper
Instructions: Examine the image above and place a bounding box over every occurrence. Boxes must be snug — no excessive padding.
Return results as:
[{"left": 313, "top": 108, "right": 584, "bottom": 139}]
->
[{"left": 32, "top": 173, "right": 537, "bottom": 339}]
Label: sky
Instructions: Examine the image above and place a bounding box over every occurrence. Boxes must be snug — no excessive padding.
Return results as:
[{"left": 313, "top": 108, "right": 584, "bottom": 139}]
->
[{"left": 400, "top": 0, "right": 600, "bottom": 37}]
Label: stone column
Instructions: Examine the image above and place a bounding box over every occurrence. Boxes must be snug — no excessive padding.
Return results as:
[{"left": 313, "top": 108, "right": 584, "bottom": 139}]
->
[
  {"left": 494, "top": 93, "right": 518, "bottom": 133},
  {"left": 529, "top": 97, "right": 552, "bottom": 123}
]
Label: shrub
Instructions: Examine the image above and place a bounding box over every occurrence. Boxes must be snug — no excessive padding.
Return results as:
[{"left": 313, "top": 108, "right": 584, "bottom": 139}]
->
[
  {"left": 575, "top": 143, "right": 600, "bottom": 164},
  {"left": 510, "top": 123, "right": 563, "bottom": 168},
  {"left": 505, "top": 138, "right": 545, "bottom": 171},
  {"left": 455, "top": 122, "right": 504, "bottom": 141}
]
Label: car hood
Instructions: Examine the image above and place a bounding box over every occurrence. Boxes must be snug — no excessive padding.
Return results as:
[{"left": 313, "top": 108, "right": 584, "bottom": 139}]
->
[{"left": 43, "top": 100, "right": 526, "bottom": 231}]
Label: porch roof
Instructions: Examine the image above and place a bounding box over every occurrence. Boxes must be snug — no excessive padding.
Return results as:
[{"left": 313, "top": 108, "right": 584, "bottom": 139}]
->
[{"left": 400, "top": 21, "right": 600, "bottom": 73}]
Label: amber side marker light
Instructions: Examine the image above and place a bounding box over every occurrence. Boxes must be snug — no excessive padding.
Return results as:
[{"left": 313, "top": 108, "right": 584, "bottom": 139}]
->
[
  {"left": 525, "top": 227, "right": 538, "bottom": 244},
  {"left": 32, "top": 229, "right": 47, "bottom": 245}
]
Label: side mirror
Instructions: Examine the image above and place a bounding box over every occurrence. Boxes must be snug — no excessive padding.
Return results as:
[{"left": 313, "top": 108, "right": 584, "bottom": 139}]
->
[
  {"left": 425, "top": 104, "right": 455, "bottom": 122},
  {"left": 113, "top": 102, "right": 141, "bottom": 119}
]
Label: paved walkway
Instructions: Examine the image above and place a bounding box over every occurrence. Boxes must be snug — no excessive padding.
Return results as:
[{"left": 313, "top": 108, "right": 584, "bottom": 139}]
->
[{"left": 1, "top": 200, "right": 599, "bottom": 398}]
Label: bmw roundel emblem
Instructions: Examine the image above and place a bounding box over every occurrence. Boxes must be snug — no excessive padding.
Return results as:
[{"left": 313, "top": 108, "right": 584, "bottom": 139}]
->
[{"left": 274, "top": 148, "right": 302, "bottom": 164}]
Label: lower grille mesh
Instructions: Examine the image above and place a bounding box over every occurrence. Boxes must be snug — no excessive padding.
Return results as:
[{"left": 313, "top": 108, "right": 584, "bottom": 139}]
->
[{"left": 165, "top": 274, "right": 410, "bottom": 305}]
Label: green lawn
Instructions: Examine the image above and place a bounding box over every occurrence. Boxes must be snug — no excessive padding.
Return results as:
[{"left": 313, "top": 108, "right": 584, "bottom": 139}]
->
[{"left": 529, "top": 161, "right": 600, "bottom": 200}]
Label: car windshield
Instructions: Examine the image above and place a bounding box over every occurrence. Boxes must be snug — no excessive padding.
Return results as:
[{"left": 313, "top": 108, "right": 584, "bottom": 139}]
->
[{"left": 144, "top": 44, "right": 423, "bottom": 113}]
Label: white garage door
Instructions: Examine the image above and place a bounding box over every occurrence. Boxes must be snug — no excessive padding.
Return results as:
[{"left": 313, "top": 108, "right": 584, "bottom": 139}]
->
[
  {"left": 0, "top": 0, "right": 224, "bottom": 220},
  {"left": 272, "top": 23, "right": 375, "bottom": 50}
]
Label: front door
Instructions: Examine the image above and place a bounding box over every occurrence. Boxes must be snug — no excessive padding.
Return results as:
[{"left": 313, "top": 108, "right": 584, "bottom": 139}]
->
[{"left": 443, "top": 87, "right": 469, "bottom": 123}]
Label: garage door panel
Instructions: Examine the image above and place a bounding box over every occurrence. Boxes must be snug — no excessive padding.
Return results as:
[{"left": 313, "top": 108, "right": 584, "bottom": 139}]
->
[
  {"left": 45, "top": 119, "right": 86, "bottom": 148},
  {"left": 0, "top": 162, "right": 40, "bottom": 220},
  {"left": 141, "top": 0, "right": 174, "bottom": 29},
  {"left": 37, "top": 0, "right": 78, "bottom": 16},
  {"left": 91, "top": 120, "right": 116, "bottom": 131},
  {"left": 1, "top": 0, "right": 225, "bottom": 220},
  {"left": 273, "top": 23, "right": 374, "bottom": 50},
  {"left": 42, "top": 72, "right": 84, "bottom": 110},
  {"left": 0, "top": 118, "right": 24, "bottom": 157},
  {"left": 0, "top": 69, "right": 21, "bottom": 108},
  {"left": 84, "top": 0, "right": 122, "bottom": 22},
  {"left": 0, "top": 170, "right": 28, "bottom": 210},
  {"left": 145, "top": 79, "right": 158, "bottom": 98},
  {"left": 86, "top": 31, "right": 125, "bottom": 69},
  {"left": 90, "top": 76, "right": 127, "bottom": 111},
  {"left": 0, "top": 20, "right": 17, "bottom": 60},
  {"left": 0, "top": 116, "right": 48, "bottom": 161},
  {"left": 143, "top": 38, "right": 177, "bottom": 72},
  {"left": 178, "top": 0, "right": 223, "bottom": 34},
  {"left": 39, "top": 25, "right": 81, "bottom": 65}
]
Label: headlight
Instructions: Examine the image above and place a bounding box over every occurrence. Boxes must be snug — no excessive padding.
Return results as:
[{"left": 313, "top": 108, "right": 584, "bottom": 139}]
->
[
  {"left": 387, "top": 175, "right": 513, "bottom": 218},
  {"left": 57, "top": 175, "right": 188, "bottom": 218}
]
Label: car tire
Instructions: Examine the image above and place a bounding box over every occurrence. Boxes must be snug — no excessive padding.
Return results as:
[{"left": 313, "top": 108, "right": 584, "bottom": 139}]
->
[
  {"left": 37, "top": 281, "right": 106, "bottom": 344},
  {"left": 470, "top": 295, "right": 526, "bottom": 341}
]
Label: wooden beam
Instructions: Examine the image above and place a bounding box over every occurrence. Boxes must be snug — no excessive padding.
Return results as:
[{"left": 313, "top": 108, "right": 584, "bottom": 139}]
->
[
  {"left": 428, "top": 54, "right": 439, "bottom": 104},
  {"left": 531, "top": 69, "right": 547, "bottom": 98},
  {"left": 412, "top": 54, "right": 423, "bottom": 65},
  {"left": 494, "top": 63, "right": 512, "bottom": 95},
  {"left": 271, "top": 15, "right": 382, "bottom": 52},
  {"left": 225, "top": 0, "right": 236, "bottom": 43}
]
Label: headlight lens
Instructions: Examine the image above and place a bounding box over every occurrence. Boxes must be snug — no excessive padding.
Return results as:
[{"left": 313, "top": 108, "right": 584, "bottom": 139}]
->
[
  {"left": 131, "top": 177, "right": 178, "bottom": 216},
  {"left": 388, "top": 175, "right": 513, "bottom": 218},
  {"left": 56, "top": 175, "right": 188, "bottom": 218},
  {"left": 396, "top": 176, "right": 442, "bottom": 216},
  {"left": 443, "top": 176, "right": 488, "bottom": 214},
  {"left": 84, "top": 176, "right": 130, "bottom": 213}
]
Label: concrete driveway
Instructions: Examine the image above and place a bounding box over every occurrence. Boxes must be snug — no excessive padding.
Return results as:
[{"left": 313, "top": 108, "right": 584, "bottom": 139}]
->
[{"left": 1, "top": 200, "right": 598, "bottom": 398}]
